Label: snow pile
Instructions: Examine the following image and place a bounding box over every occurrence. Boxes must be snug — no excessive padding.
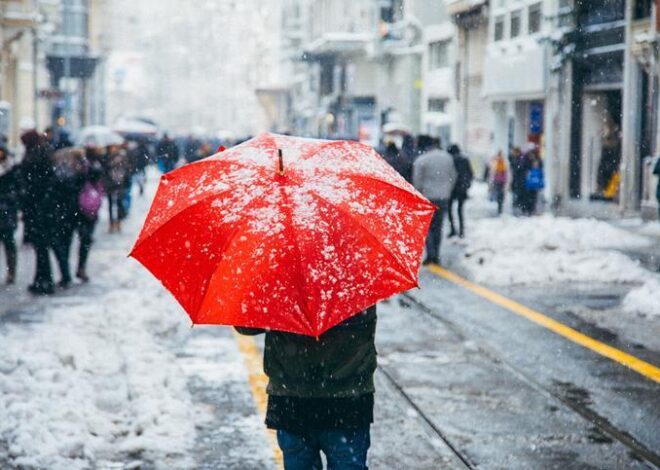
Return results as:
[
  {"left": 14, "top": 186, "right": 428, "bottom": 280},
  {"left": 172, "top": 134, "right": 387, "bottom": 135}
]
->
[
  {"left": 0, "top": 261, "right": 202, "bottom": 469},
  {"left": 459, "top": 215, "right": 653, "bottom": 286},
  {"left": 622, "top": 277, "right": 660, "bottom": 318}
]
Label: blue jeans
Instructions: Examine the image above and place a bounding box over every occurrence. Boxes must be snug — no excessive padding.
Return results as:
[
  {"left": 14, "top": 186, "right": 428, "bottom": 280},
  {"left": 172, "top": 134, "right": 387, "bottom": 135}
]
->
[{"left": 277, "top": 428, "right": 370, "bottom": 470}]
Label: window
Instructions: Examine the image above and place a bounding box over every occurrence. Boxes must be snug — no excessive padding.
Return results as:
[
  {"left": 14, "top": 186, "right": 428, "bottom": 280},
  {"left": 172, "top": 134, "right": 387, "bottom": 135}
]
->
[
  {"left": 634, "top": 0, "right": 653, "bottom": 19},
  {"left": 510, "top": 10, "right": 522, "bottom": 38},
  {"left": 494, "top": 15, "right": 505, "bottom": 41},
  {"left": 428, "top": 98, "right": 448, "bottom": 113},
  {"left": 528, "top": 3, "right": 542, "bottom": 34},
  {"left": 428, "top": 40, "right": 450, "bottom": 69}
]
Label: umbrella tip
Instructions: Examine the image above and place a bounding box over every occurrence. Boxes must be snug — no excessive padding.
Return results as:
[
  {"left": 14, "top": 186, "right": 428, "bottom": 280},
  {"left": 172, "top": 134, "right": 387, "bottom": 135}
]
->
[{"left": 278, "top": 149, "right": 284, "bottom": 176}]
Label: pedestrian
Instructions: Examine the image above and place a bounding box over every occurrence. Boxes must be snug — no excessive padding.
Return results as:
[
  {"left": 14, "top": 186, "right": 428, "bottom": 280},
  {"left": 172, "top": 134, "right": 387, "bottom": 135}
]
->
[
  {"left": 412, "top": 137, "right": 457, "bottom": 265},
  {"left": 44, "top": 126, "right": 73, "bottom": 151},
  {"left": 447, "top": 144, "right": 473, "bottom": 238},
  {"left": 51, "top": 147, "right": 87, "bottom": 288},
  {"left": 75, "top": 160, "right": 105, "bottom": 282},
  {"left": 399, "top": 134, "right": 417, "bottom": 183},
  {"left": 383, "top": 140, "right": 413, "bottom": 183},
  {"left": 489, "top": 150, "right": 508, "bottom": 215},
  {"left": 20, "top": 129, "right": 57, "bottom": 294},
  {"left": 104, "top": 143, "right": 131, "bottom": 233},
  {"left": 129, "top": 138, "right": 150, "bottom": 196},
  {"left": 183, "top": 134, "right": 201, "bottom": 163},
  {"left": 0, "top": 144, "right": 19, "bottom": 284},
  {"left": 654, "top": 157, "right": 660, "bottom": 220},
  {"left": 523, "top": 154, "right": 545, "bottom": 216},
  {"left": 508, "top": 146, "right": 526, "bottom": 214},
  {"left": 156, "top": 133, "right": 179, "bottom": 173},
  {"left": 235, "top": 305, "right": 377, "bottom": 470}
]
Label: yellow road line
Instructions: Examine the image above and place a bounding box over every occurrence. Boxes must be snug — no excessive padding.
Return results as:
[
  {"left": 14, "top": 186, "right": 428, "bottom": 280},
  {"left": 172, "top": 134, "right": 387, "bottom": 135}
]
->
[
  {"left": 233, "top": 331, "right": 284, "bottom": 469},
  {"left": 427, "top": 265, "right": 660, "bottom": 384}
]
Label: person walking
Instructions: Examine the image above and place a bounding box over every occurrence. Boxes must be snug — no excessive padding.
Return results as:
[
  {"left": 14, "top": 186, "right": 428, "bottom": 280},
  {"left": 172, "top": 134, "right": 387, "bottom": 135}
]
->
[
  {"left": 75, "top": 161, "right": 105, "bottom": 282},
  {"left": 50, "top": 148, "right": 86, "bottom": 288},
  {"left": 156, "top": 133, "right": 179, "bottom": 173},
  {"left": 0, "top": 144, "right": 19, "bottom": 284},
  {"left": 412, "top": 138, "right": 457, "bottom": 265},
  {"left": 508, "top": 146, "right": 527, "bottom": 214},
  {"left": 236, "top": 306, "right": 377, "bottom": 470},
  {"left": 104, "top": 144, "right": 131, "bottom": 233},
  {"left": 489, "top": 150, "right": 508, "bottom": 215},
  {"left": 447, "top": 144, "right": 473, "bottom": 238},
  {"left": 130, "top": 138, "right": 150, "bottom": 196},
  {"left": 523, "top": 154, "right": 545, "bottom": 216},
  {"left": 20, "top": 130, "right": 57, "bottom": 294}
]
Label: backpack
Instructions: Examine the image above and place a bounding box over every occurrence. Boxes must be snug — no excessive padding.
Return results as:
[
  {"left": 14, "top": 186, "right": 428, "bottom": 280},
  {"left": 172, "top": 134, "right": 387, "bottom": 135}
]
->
[
  {"left": 79, "top": 181, "right": 104, "bottom": 219},
  {"left": 525, "top": 168, "right": 545, "bottom": 190},
  {"left": 454, "top": 156, "right": 474, "bottom": 193}
]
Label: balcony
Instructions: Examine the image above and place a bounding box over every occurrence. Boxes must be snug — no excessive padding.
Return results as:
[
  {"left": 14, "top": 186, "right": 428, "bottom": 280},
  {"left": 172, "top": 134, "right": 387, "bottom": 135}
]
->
[
  {"left": 304, "top": 32, "right": 372, "bottom": 60},
  {"left": 446, "top": 0, "right": 487, "bottom": 16}
]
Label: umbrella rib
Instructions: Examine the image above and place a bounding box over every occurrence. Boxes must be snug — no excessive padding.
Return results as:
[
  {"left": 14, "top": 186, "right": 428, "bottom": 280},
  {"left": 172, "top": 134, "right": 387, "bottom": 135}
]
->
[
  {"left": 131, "top": 170, "right": 265, "bottom": 253},
  {"left": 308, "top": 192, "right": 417, "bottom": 284},
  {"left": 342, "top": 172, "right": 432, "bottom": 207},
  {"left": 278, "top": 185, "right": 316, "bottom": 335}
]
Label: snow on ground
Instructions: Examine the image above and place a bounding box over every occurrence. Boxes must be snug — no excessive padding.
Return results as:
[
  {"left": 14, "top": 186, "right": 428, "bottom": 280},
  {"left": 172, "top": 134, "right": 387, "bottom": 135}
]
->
[
  {"left": 0, "top": 256, "right": 208, "bottom": 469},
  {"left": 458, "top": 214, "right": 653, "bottom": 286},
  {"left": 0, "top": 171, "right": 223, "bottom": 470},
  {"left": 622, "top": 278, "right": 660, "bottom": 319},
  {"left": 459, "top": 182, "right": 660, "bottom": 318}
]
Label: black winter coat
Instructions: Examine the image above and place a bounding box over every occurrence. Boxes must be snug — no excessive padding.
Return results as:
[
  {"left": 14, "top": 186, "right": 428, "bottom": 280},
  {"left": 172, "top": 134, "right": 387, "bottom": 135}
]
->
[
  {"left": 236, "top": 306, "right": 377, "bottom": 398},
  {"left": 452, "top": 154, "right": 474, "bottom": 198},
  {"left": 0, "top": 163, "right": 20, "bottom": 233},
  {"left": 20, "top": 138, "right": 58, "bottom": 245}
]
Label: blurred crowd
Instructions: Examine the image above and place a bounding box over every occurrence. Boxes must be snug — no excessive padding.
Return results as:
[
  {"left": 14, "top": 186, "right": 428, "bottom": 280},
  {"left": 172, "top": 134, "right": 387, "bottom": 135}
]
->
[
  {"left": 381, "top": 134, "right": 545, "bottom": 265},
  {"left": 0, "top": 125, "right": 548, "bottom": 291},
  {"left": 0, "top": 125, "right": 231, "bottom": 295}
]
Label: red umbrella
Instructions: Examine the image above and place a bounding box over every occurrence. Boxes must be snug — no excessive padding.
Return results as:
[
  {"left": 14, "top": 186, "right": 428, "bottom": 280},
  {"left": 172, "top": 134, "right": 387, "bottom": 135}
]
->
[{"left": 130, "top": 133, "right": 435, "bottom": 336}]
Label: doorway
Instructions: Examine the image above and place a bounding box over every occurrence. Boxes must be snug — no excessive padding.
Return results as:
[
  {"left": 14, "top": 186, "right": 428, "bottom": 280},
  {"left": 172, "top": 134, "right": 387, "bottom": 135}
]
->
[{"left": 580, "top": 89, "right": 622, "bottom": 201}]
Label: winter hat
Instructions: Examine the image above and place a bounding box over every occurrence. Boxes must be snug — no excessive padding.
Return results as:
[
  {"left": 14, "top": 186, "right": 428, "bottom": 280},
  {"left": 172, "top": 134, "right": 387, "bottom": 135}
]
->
[{"left": 20, "top": 130, "right": 42, "bottom": 149}]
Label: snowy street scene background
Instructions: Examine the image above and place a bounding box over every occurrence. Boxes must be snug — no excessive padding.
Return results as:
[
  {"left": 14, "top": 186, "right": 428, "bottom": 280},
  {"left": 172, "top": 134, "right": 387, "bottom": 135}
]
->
[{"left": 1, "top": 0, "right": 660, "bottom": 469}]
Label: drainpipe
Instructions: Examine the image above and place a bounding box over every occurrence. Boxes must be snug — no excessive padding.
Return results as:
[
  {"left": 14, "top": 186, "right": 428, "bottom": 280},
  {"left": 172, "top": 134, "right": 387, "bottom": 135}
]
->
[{"left": 620, "top": 0, "right": 636, "bottom": 214}]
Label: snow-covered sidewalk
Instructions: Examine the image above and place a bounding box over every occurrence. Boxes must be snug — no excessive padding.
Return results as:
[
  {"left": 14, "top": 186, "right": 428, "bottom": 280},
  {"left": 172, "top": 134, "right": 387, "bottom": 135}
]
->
[
  {"left": 454, "top": 182, "right": 660, "bottom": 319},
  {"left": 0, "top": 174, "right": 273, "bottom": 470}
]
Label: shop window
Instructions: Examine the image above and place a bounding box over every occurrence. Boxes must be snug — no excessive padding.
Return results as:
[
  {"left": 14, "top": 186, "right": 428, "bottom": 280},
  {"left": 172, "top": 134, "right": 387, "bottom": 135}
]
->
[
  {"left": 576, "top": 0, "right": 625, "bottom": 27},
  {"left": 494, "top": 15, "right": 505, "bottom": 41},
  {"left": 429, "top": 40, "right": 450, "bottom": 70},
  {"left": 510, "top": 10, "right": 522, "bottom": 38},
  {"left": 528, "top": 3, "right": 542, "bottom": 34},
  {"left": 428, "top": 98, "right": 448, "bottom": 113},
  {"left": 634, "top": 0, "right": 652, "bottom": 19}
]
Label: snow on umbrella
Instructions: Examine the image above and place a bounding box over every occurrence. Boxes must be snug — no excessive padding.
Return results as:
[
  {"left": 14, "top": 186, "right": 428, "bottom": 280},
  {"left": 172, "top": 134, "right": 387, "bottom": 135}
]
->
[
  {"left": 130, "top": 133, "right": 435, "bottom": 336},
  {"left": 75, "top": 125, "right": 124, "bottom": 148}
]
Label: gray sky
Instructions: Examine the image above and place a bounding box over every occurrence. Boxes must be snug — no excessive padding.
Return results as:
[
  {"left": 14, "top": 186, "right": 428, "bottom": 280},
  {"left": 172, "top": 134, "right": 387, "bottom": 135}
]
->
[{"left": 103, "top": 0, "right": 282, "bottom": 137}]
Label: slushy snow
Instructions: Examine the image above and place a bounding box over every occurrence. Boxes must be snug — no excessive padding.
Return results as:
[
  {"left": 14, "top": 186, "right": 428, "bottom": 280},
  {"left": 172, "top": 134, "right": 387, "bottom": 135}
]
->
[
  {"left": 0, "top": 262, "right": 204, "bottom": 469},
  {"left": 459, "top": 214, "right": 653, "bottom": 286}
]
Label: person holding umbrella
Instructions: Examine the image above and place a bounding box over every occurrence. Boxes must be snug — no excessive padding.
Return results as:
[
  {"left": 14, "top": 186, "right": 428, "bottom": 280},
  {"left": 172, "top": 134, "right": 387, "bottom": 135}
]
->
[
  {"left": 130, "top": 134, "right": 435, "bottom": 470},
  {"left": 236, "top": 307, "right": 377, "bottom": 470}
]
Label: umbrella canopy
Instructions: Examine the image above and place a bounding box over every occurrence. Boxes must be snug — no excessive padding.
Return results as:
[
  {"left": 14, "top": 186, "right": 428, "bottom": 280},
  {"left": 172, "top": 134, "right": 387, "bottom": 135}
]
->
[
  {"left": 130, "top": 133, "right": 435, "bottom": 336},
  {"left": 113, "top": 118, "right": 158, "bottom": 137},
  {"left": 75, "top": 126, "right": 124, "bottom": 148},
  {"left": 382, "top": 122, "right": 412, "bottom": 136}
]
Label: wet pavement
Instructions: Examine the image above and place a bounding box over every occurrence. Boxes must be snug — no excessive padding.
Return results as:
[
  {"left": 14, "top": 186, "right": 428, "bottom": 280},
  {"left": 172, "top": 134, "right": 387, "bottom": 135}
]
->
[{"left": 1, "top": 178, "right": 659, "bottom": 469}]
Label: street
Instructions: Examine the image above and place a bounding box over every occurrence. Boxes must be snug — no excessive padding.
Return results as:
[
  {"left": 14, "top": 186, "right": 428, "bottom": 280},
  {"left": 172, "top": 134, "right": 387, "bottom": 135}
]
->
[{"left": 1, "top": 174, "right": 658, "bottom": 470}]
